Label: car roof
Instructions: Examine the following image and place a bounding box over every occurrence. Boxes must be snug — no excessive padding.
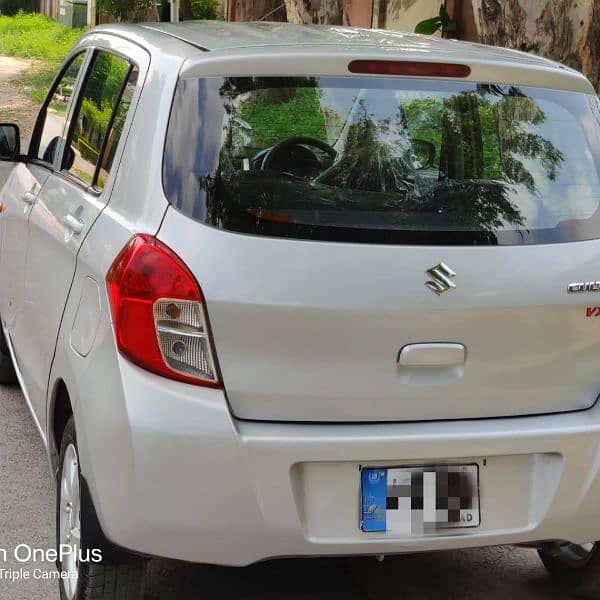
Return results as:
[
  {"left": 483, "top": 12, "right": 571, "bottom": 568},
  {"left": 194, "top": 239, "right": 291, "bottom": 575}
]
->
[
  {"left": 111, "top": 21, "right": 553, "bottom": 66},
  {"left": 92, "top": 21, "right": 594, "bottom": 94}
]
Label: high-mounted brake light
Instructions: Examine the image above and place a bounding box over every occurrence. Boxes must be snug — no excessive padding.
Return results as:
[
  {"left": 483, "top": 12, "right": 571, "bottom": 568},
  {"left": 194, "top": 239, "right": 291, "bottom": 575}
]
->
[
  {"left": 348, "top": 60, "right": 471, "bottom": 78},
  {"left": 106, "top": 234, "right": 221, "bottom": 388}
]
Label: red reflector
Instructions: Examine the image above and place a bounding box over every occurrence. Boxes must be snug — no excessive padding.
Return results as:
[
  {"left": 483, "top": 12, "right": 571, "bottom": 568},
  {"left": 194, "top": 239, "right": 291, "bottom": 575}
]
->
[{"left": 348, "top": 60, "right": 471, "bottom": 78}]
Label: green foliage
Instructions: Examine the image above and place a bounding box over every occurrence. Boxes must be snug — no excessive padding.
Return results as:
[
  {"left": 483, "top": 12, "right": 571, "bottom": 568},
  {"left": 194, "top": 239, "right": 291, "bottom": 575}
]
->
[
  {"left": 404, "top": 97, "right": 504, "bottom": 179},
  {"left": 96, "top": 0, "right": 154, "bottom": 21},
  {"left": 191, "top": 0, "right": 218, "bottom": 19},
  {"left": 240, "top": 88, "right": 327, "bottom": 148},
  {"left": 414, "top": 4, "right": 456, "bottom": 37},
  {"left": 403, "top": 91, "right": 562, "bottom": 192},
  {"left": 404, "top": 97, "right": 442, "bottom": 169},
  {"left": 80, "top": 98, "right": 113, "bottom": 133},
  {"left": 0, "top": 13, "right": 83, "bottom": 103},
  {"left": 85, "top": 52, "right": 129, "bottom": 108},
  {"left": 0, "top": 12, "right": 82, "bottom": 61},
  {"left": 26, "top": 68, "right": 57, "bottom": 104}
]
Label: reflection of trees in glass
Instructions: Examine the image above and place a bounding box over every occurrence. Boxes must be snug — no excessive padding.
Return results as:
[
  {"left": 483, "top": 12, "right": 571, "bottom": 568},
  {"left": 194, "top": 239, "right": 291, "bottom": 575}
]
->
[
  {"left": 402, "top": 89, "right": 564, "bottom": 192},
  {"left": 440, "top": 92, "right": 485, "bottom": 180},
  {"left": 404, "top": 97, "right": 443, "bottom": 171},
  {"left": 235, "top": 86, "right": 327, "bottom": 148},
  {"left": 318, "top": 99, "right": 413, "bottom": 192},
  {"left": 494, "top": 94, "right": 564, "bottom": 192},
  {"left": 212, "top": 79, "right": 571, "bottom": 235},
  {"left": 410, "top": 181, "right": 525, "bottom": 233}
]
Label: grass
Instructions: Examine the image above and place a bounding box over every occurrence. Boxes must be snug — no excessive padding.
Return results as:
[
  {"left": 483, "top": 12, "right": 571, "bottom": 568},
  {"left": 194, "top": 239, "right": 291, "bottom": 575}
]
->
[{"left": 0, "top": 12, "right": 83, "bottom": 103}]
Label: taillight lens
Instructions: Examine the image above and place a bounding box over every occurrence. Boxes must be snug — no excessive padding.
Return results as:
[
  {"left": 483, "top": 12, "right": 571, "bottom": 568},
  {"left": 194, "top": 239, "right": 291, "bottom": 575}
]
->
[{"left": 106, "top": 234, "right": 221, "bottom": 388}]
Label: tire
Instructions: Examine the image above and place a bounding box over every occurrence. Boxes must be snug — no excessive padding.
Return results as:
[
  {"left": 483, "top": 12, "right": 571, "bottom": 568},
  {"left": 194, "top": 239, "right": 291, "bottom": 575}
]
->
[
  {"left": 0, "top": 326, "right": 17, "bottom": 384},
  {"left": 57, "top": 417, "right": 146, "bottom": 600},
  {"left": 539, "top": 542, "right": 600, "bottom": 598}
]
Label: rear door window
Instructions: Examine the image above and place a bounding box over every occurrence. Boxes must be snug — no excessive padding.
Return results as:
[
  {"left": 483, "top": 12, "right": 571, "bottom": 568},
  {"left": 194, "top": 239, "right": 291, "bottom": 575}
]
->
[
  {"left": 64, "top": 50, "right": 137, "bottom": 190},
  {"left": 164, "top": 77, "right": 600, "bottom": 245}
]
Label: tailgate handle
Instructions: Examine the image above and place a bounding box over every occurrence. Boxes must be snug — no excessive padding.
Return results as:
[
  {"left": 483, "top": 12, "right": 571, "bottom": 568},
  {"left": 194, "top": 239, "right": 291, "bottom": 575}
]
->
[{"left": 398, "top": 343, "right": 465, "bottom": 367}]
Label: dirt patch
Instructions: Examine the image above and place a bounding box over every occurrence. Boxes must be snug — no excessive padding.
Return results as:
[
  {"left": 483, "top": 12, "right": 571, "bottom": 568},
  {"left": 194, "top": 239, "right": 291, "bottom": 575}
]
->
[{"left": 0, "top": 56, "right": 42, "bottom": 148}]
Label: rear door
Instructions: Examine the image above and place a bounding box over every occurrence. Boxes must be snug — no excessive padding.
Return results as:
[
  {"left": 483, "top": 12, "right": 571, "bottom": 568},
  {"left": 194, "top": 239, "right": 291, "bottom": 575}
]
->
[
  {"left": 0, "top": 52, "right": 87, "bottom": 365},
  {"left": 15, "top": 40, "right": 147, "bottom": 429},
  {"left": 160, "top": 72, "right": 600, "bottom": 422}
]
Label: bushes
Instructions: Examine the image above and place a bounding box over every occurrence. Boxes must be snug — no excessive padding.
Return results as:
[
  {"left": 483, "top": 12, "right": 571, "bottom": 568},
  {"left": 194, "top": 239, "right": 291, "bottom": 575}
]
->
[
  {"left": 0, "top": 12, "right": 83, "bottom": 103},
  {"left": 191, "top": 0, "right": 218, "bottom": 19},
  {"left": 0, "top": 12, "right": 83, "bottom": 61}
]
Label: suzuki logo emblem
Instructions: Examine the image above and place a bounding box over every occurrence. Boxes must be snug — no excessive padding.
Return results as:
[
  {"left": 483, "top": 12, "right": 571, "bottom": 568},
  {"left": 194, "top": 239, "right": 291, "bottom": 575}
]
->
[{"left": 425, "top": 262, "right": 457, "bottom": 296}]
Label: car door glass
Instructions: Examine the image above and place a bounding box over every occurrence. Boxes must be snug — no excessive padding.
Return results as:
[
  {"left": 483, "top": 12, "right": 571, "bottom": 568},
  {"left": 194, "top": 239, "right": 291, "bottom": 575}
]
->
[
  {"left": 36, "top": 53, "right": 85, "bottom": 165},
  {"left": 95, "top": 68, "right": 138, "bottom": 190},
  {"left": 66, "top": 51, "right": 134, "bottom": 188}
]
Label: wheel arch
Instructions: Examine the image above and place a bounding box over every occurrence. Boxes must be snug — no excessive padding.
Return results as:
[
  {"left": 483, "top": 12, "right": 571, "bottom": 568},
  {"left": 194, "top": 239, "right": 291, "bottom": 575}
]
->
[{"left": 48, "top": 377, "right": 73, "bottom": 475}]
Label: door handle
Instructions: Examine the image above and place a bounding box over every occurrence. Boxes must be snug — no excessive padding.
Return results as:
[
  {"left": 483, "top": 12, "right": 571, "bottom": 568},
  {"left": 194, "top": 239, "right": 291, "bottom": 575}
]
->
[
  {"left": 21, "top": 191, "right": 37, "bottom": 205},
  {"left": 63, "top": 213, "right": 84, "bottom": 235}
]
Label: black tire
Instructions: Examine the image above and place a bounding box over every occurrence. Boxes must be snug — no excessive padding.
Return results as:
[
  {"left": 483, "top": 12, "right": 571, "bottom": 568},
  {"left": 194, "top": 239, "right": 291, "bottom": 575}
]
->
[
  {"left": 539, "top": 543, "right": 600, "bottom": 598},
  {"left": 0, "top": 327, "right": 17, "bottom": 384},
  {"left": 57, "top": 417, "right": 146, "bottom": 600}
]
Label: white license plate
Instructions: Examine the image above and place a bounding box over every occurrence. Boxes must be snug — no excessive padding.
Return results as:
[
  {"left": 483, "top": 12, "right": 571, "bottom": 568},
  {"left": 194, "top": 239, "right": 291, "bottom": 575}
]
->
[{"left": 360, "top": 464, "right": 480, "bottom": 534}]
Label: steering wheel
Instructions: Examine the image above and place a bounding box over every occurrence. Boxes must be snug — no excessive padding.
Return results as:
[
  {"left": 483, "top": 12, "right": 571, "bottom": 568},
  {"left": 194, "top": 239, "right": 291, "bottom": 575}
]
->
[{"left": 261, "top": 136, "right": 337, "bottom": 173}]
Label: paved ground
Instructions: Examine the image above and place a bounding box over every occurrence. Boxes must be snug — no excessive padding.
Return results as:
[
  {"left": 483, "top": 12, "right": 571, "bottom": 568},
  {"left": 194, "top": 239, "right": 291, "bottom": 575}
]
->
[
  {"left": 0, "top": 381, "right": 573, "bottom": 599},
  {"left": 0, "top": 56, "right": 39, "bottom": 146},
  {"left": 0, "top": 52, "right": 575, "bottom": 600}
]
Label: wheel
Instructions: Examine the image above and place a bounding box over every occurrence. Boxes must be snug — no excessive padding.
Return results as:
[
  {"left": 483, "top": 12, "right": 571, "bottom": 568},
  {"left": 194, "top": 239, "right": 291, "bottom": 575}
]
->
[
  {"left": 539, "top": 542, "right": 600, "bottom": 598},
  {"left": 0, "top": 326, "right": 17, "bottom": 384},
  {"left": 57, "top": 417, "right": 146, "bottom": 600}
]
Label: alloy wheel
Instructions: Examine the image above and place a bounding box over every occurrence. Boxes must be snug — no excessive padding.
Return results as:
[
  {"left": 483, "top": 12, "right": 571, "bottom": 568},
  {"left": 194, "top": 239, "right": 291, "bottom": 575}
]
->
[{"left": 59, "top": 443, "right": 81, "bottom": 600}]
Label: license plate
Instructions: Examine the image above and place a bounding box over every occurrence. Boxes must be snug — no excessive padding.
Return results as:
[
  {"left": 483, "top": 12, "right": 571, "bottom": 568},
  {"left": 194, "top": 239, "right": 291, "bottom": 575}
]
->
[{"left": 360, "top": 464, "right": 480, "bottom": 534}]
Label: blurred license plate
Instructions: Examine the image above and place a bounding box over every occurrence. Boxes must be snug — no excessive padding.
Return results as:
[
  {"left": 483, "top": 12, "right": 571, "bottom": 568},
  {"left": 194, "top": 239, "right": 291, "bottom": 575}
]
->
[{"left": 360, "top": 464, "right": 480, "bottom": 534}]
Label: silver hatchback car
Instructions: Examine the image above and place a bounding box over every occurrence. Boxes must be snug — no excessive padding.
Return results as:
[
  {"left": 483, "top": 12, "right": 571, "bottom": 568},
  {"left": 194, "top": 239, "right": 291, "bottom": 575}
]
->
[{"left": 1, "top": 21, "right": 600, "bottom": 600}]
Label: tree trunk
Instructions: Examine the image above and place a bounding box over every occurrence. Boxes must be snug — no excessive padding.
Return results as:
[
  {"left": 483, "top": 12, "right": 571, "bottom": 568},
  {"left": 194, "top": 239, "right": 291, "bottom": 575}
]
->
[
  {"left": 458, "top": 0, "right": 600, "bottom": 90},
  {"left": 230, "top": 0, "right": 287, "bottom": 21},
  {"left": 128, "top": 3, "right": 158, "bottom": 21},
  {"left": 180, "top": 0, "right": 194, "bottom": 20},
  {"left": 284, "top": 0, "right": 345, "bottom": 24}
]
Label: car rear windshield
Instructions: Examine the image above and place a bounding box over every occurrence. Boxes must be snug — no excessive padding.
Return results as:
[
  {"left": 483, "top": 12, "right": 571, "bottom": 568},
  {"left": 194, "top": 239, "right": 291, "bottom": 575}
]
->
[{"left": 163, "top": 76, "right": 600, "bottom": 245}]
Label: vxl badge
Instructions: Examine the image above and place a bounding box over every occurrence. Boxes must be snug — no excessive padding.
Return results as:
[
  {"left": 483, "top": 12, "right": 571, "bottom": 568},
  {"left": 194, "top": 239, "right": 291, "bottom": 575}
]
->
[{"left": 425, "top": 263, "right": 457, "bottom": 296}]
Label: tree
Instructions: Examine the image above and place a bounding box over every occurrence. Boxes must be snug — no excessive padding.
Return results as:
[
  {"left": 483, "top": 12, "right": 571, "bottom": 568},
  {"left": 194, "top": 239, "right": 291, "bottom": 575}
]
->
[
  {"left": 228, "top": 0, "right": 287, "bottom": 21},
  {"left": 449, "top": 0, "right": 600, "bottom": 90},
  {"left": 227, "top": 0, "right": 346, "bottom": 25},
  {"left": 97, "top": 0, "right": 158, "bottom": 21},
  {"left": 284, "top": 0, "right": 345, "bottom": 24}
]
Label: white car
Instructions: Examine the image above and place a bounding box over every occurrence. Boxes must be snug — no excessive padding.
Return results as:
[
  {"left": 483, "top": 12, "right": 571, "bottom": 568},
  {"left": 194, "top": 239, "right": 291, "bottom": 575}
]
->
[{"left": 0, "top": 21, "right": 600, "bottom": 600}]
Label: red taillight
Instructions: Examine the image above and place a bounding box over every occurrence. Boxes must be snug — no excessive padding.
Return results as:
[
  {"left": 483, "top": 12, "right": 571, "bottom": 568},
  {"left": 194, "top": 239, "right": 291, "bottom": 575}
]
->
[
  {"left": 348, "top": 60, "right": 471, "bottom": 78},
  {"left": 106, "top": 234, "right": 221, "bottom": 388}
]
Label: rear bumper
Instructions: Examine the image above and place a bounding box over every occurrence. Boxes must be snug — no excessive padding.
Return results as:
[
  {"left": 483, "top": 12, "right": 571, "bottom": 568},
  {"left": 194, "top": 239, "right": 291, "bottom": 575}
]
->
[{"left": 82, "top": 358, "right": 600, "bottom": 565}]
